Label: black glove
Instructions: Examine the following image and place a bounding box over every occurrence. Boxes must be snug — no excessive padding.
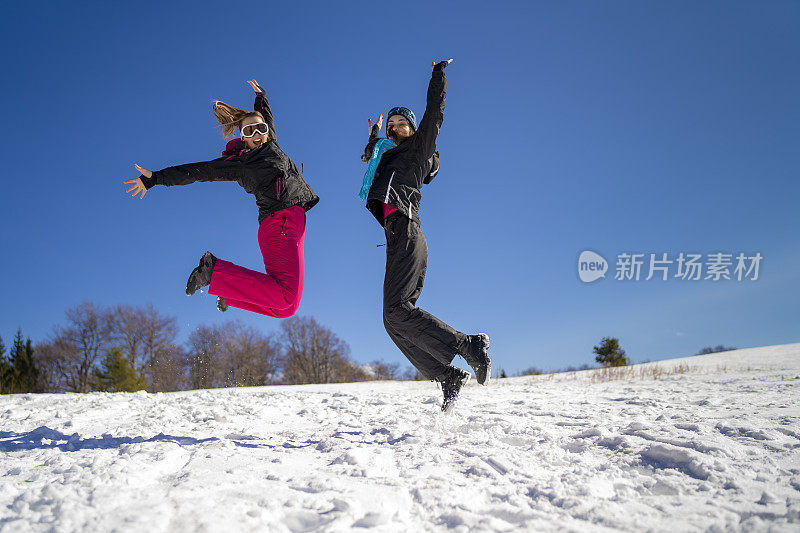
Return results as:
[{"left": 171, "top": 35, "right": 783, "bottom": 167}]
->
[
  {"left": 139, "top": 173, "right": 156, "bottom": 190},
  {"left": 433, "top": 60, "right": 450, "bottom": 72}
]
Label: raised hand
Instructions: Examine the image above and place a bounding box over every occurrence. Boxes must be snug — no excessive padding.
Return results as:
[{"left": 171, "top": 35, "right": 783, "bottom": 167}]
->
[
  {"left": 432, "top": 59, "right": 454, "bottom": 71},
  {"left": 247, "top": 79, "right": 264, "bottom": 93},
  {"left": 368, "top": 114, "right": 384, "bottom": 135},
  {"left": 124, "top": 164, "right": 152, "bottom": 199}
]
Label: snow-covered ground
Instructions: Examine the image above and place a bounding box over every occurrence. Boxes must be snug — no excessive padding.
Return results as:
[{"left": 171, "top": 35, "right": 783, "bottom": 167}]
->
[{"left": 1, "top": 343, "right": 798, "bottom": 532}]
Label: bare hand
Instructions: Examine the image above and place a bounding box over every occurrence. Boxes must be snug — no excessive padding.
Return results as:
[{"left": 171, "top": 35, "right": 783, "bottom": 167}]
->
[
  {"left": 124, "top": 164, "right": 152, "bottom": 199},
  {"left": 432, "top": 59, "right": 454, "bottom": 71},
  {"left": 368, "top": 114, "right": 384, "bottom": 135},
  {"left": 124, "top": 178, "right": 146, "bottom": 199},
  {"left": 134, "top": 163, "right": 152, "bottom": 178},
  {"left": 247, "top": 79, "right": 264, "bottom": 93}
]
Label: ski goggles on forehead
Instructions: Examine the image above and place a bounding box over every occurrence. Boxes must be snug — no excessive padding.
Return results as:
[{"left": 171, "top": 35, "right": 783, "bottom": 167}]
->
[{"left": 241, "top": 122, "right": 269, "bottom": 138}]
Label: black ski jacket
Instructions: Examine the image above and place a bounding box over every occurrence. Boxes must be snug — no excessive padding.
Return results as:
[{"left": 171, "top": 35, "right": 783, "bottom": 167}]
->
[
  {"left": 365, "top": 69, "right": 445, "bottom": 225},
  {"left": 140, "top": 91, "right": 319, "bottom": 224}
]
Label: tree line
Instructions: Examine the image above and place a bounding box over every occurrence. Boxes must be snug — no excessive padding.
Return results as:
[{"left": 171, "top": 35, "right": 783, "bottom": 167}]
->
[{"left": 1, "top": 301, "right": 420, "bottom": 394}]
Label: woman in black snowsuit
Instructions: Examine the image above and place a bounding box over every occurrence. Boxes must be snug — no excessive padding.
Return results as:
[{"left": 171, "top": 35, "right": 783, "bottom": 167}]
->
[{"left": 362, "top": 60, "right": 492, "bottom": 411}]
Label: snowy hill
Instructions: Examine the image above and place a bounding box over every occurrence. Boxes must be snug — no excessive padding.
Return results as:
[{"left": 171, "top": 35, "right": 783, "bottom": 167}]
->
[{"left": 1, "top": 343, "right": 799, "bottom": 532}]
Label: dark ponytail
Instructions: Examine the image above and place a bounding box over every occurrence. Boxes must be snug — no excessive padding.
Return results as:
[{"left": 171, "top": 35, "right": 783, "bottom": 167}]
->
[
  {"left": 361, "top": 122, "right": 383, "bottom": 162},
  {"left": 361, "top": 137, "right": 381, "bottom": 162}
]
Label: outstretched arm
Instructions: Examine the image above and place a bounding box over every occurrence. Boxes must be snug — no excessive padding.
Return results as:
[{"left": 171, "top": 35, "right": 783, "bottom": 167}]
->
[
  {"left": 414, "top": 59, "right": 451, "bottom": 157},
  {"left": 123, "top": 157, "right": 244, "bottom": 198},
  {"left": 248, "top": 79, "right": 277, "bottom": 141}
]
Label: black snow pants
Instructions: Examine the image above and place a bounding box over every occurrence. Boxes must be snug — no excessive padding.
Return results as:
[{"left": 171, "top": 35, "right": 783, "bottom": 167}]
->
[{"left": 382, "top": 212, "right": 471, "bottom": 380}]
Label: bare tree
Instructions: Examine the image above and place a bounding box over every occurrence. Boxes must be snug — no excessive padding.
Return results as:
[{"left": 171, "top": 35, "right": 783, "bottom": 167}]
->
[
  {"left": 187, "top": 325, "right": 224, "bottom": 390},
  {"left": 219, "top": 321, "right": 280, "bottom": 387},
  {"left": 517, "top": 366, "right": 542, "bottom": 376},
  {"left": 110, "top": 303, "right": 180, "bottom": 390},
  {"left": 148, "top": 343, "right": 187, "bottom": 392},
  {"left": 110, "top": 304, "right": 147, "bottom": 373},
  {"left": 51, "top": 301, "right": 113, "bottom": 392},
  {"left": 184, "top": 321, "right": 280, "bottom": 390},
  {"left": 31, "top": 341, "right": 65, "bottom": 392},
  {"left": 400, "top": 367, "right": 426, "bottom": 381},
  {"left": 139, "top": 303, "right": 179, "bottom": 376},
  {"left": 363, "top": 360, "right": 401, "bottom": 381},
  {"left": 331, "top": 359, "right": 371, "bottom": 383},
  {"left": 696, "top": 345, "right": 736, "bottom": 355},
  {"left": 280, "top": 316, "right": 352, "bottom": 384}
]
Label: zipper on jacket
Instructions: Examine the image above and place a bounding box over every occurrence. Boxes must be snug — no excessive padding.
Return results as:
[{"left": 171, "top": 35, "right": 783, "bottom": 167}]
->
[{"left": 276, "top": 176, "right": 281, "bottom": 200}]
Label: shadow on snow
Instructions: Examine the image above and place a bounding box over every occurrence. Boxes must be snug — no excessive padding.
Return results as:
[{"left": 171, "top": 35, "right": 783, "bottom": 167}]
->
[{"left": 0, "top": 426, "right": 219, "bottom": 452}]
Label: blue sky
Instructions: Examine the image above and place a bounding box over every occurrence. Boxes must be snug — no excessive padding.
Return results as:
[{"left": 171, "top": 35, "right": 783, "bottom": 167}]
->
[{"left": 1, "top": 1, "right": 798, "bottom": 374}]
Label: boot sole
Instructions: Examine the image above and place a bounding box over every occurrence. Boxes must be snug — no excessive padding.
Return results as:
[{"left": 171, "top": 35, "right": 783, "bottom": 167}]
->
[
  {"left": 186, "top": 252, "right": 214, "bottom": 296},
  {"left": 185, "top": 267, "right": 202, "bottom": 296},
  {"left": 478, "top": 360, "right": 492, "bottom": 386},
  {"left": 474, "top": 333, "right": 491, "bottom": 386}
]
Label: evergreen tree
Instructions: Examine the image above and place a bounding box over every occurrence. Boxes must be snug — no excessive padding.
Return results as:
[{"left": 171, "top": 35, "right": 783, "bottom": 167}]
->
[
  {"left": 92, "top": 347, "right": 146, "bottom": 392},
  {"left": 22, "top": 338, "right": 38, "bottom": 392},
  {"left": 9, "top": 330, "right": 24, "bottom": 392},
  {"left": 0, "top": 334, "right": 10, "bottom": 394},
  {"left": 593, "top": 337, "right": 630, "bottom": 367},
  {"left": 7, "top": 330, "right": 38, "bottom": 393}
]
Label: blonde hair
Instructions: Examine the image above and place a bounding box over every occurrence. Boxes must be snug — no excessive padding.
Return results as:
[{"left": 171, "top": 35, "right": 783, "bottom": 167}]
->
[{"left": 213, "top": 100, "right": 265, "bottom": 138}]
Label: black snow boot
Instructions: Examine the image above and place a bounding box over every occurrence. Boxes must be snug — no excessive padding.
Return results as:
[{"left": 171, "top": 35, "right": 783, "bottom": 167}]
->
[
  {"left": 217, "top": 296, "right": 228, "bottom": 313},
  {"left": 463, "top": 333, "right": 491, "bottom": 386},
  {"left": 186, "top": 251, "right": 217, "bottom": 296},
  {"left": 438, "top": 367, "right": 470, "bottom": 413}
]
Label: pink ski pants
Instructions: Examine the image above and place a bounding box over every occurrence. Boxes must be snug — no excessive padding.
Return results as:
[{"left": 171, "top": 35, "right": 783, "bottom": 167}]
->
[{"left": 208, "top": 205, "right": 305, "bottom": 318}]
